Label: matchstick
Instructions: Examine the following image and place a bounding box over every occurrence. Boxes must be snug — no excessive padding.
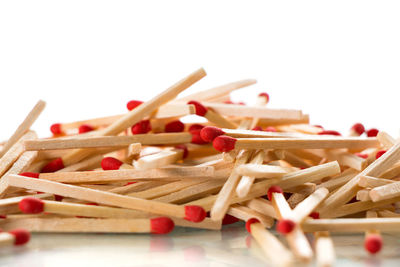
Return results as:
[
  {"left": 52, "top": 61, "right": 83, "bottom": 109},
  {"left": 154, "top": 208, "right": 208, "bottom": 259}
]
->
[
  {"left": 258, "top": 114, "right": 310, "bottom": 127},
  {"left": 0, "top": 193, "right": 54, "bottom": 214},
  {"left": 101, "top": 157, "right": 134, "bottom": 170},
  {"left": 276, "top": 124, "right": 323, "bottom": 135},
  {"left": 188, "top": 101, "right": 238, "bottom": 129},
  {"left": 133, "top": 146, "right": 187, "bottom": 170},
  {"left": 227, "top": 204, "right": 274, "bottom": 228},
  {"left": 59, "top": 154, "right": 104, "bottom": 172},
  {"left": 4, "top": 151, "right": 38, "bottom": 176},
  {"left": 0, "top": 100, "right": 45, "bottom": 157},
  {"left": 245, "top": 219, "right": 294, "bottom": 266},
  {"left": 377, "top": 131, "right": 396, "bottom": 149},
  {"left": 316, "top": 168, "right": 359, "bottom": 192},
  {"left": 358, "top": 175, "right": 395, "bottom": 188},
  {"left": 302, "top": 218, "right": 400, "bottom": 232},
  {"left": 212, "top": 136, "right": 379, "bottom": 152},
  {"left": 356, "top": 189, "right": 371, "bottom": 201},
  {"left": 236, "top": 150, "right": 265, "bottom": 198},
  {"left": 364, "top": 211, "right": 383, "bottom": 254},
  {"left": 5, "top": 174, "right": 207, "bottom": 222},
  {"left": 24, "top": 134, "right": 190, "bottom": 151},
  {"left": 236, "top": 164, "right": 291, "bottom": 178},
  {"left": 326, "top": 150, "right": 367, "bottom": 171},
  {"left": 0, "top": 229, "right": 30, "bottom": 247},
  {"left": 369, "top": 181, "right": 400, "bottom": 202},
  {"left": 349, "top": 123, "right": 365, "bottom": 137},
  {"left": 245, "top": 198, "right": 278, "bottom": 219},
  {"left": 291, "top": 187, "right": 329, "bottom": 223},
  {"left": 315, "top": 231, "right": 335, "bottom": 267}
]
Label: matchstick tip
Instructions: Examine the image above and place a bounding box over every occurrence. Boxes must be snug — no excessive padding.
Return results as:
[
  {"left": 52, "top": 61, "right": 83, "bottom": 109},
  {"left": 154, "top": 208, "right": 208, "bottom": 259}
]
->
[
  {"left": 78, "top": 124, "right": 94, "bottom": 134},
  {"left": 187, "top": 101, "right": 208, "bottom": 116},
  {"left": 50, "top": 123, "right": 62, "bottom": 135},
  {"left": 264, "top": 126, "right": 277, "bottom": 132},
  {"left": 175, "top": 145, "right": 189, "bottom": 159},
  {"left": 309, "top": 212, "right": 320, "bottom": 219},
  {"left": 188, "top": 124, "right": 204, "bottom": 133},
  {"left": 212, "top": 136, "right": 237, "bottom": 152},
  {"left": 318, "top": 130, "right": 342, "bottom": 136},
  {"left": 355, "top": 153, "right": 369, "bottom": 159},
  {"left": 19, "top": 197, "right": 44, "bottom": 214},
  {"left": 184, "top": 205, "right": 206, "bottom": 222},
  {"left": 126, "top": 100, "right": 143, "bottom": 111},
  {"left": 351, "top": 123, "right": 365, "bottom": 135},
  {"left": 131, "top": 120, "right": 152, "bottom": 135},
  {"left": 41, "top": 158, "right": 65, "bottom": 173},
  {"left": 101, "top": 157, "right": 123, "bottom": 170},
  {"left": 276, "top": 219, "right": 296, "bottom": 235},
  {"left": 245, "top": 218, "right": 260, "bottom": 233},
  {"left": 8, "top": 229, "right": 30, "bottom": 246},
  {"left": 267, "top": 185, "right": 283, "bottom": 201},
  {"left": 200, "top": 126, "right": 225, "bottom": 142},
  {"left": 222, "top": 214, "right": 240, "bottom": 225},
  {"left": 191, "top": 130, "right": 209, "bottom": 145},
  {"left": 366, "top": 128, "right": 379, "bottom": 137},
  {"left": 150, "top": 217, "right": 175, "bottom": 234},
  {"left": 258, "top": 92, "right": 270, "bottom": 102},
  {"left": 365, "top": 234, "right": 383, "bottom": 254},
  {"left": 19, "top": 172, "right": 40, "bottom": 178},
  {"left": 165, "top": 120, "right": 184, "bottom": 133},
  {"left": 375, "top": 150, "right": 387, "bottom": 159},
  {"left": 252, "top": 126, "right": 263, "bottom": 131}
]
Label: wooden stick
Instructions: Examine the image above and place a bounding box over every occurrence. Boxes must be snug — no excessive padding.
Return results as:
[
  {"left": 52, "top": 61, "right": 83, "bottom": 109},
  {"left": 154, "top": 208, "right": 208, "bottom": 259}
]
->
[
  {"left": 326, "top": 150, "right": 367, "bottom": 171},
  {"left": 316, "top": 168, "right": 359, "bottom": 192},
  {"left": 315, "top": 231, "right": 335, "bottom": 267},
  {"left": 380, "top": 162, "right": 400, "bottom": 179},
  {"left": 217, "top": 128, "right": 304, "bottom": 138},
  {"left": 5, "top": 174, "right": 206, "bottom": 222},
  {"left": 248, "top": 222, "right": 294, "bottom": 266},
  {"left": 369, "top": 181, "right": 400, "bottom": 202},
  {"left": 133, "top": 148, "right": 184, "bottom": 170},
  {"left": 4, "top": 151, "right": 38, "bottom": 176},
  {"left": 0, "top": 131, "right": 37, "bottom": 177},
  {"left": 38, "top": 166, "right": 214, "bottom": 184},
  {"left": 227, "top": 204, "right": 274, "bottom": 228},
  {"left": 356, "top": 189, "right": 371, "bottom": 201},
  {"left": 358, "top": 175, "right": 395, "bottom": 188},
  {"left": 57, "top": 154, "right": 104, "bottom": 172},
  {"left": 0, "top": 100, "right": 45, "bottom": 157},
  {"left": 236, "top": 150, "right": 265, "bottom": 198},
  {"left": 377, "top": 131, "right": 396, "bottom": 149},
  {"left": 274, "top": 149, "right": 313, "bottom": 169},
  {"left": 210, "top": 150, "right": 252, "bottom": 221},
  {"left": 0, "top": 194, "right": 53, "bottom": 214},
  {"left": 109, "top": 181, "right": 169, "bottom": 195},
  {"left": 236, "top": 164, "right": 291, "bottom": 178},
  {"left": 377, "top": 210, "right": 400, "bottom": 218},
  {"left": 258, "top": 114, "right": 310, "bottom": 126},
  {"left": 204, "top": 108, "right": 238, "bottom": 129},
  {"left": 302, "top": 218, "right": 400, "bottom": 232},
  {"left": 291, "top": 188, "right": 329, "bottom": 223},
  {"left": 277, "top": 124, "right": 323, "bottom": 135},
  {"left": 245, "top": 198, "right": 278, "bottom": 219},
  {"left": 24, "top": 134, "right": 191, "bottom": 150}
]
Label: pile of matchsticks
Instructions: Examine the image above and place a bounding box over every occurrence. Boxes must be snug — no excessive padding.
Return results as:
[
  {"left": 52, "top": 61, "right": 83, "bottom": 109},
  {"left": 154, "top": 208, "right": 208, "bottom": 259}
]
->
[{"left": 0, "top": 67, "right": 399, "bottom": 266}]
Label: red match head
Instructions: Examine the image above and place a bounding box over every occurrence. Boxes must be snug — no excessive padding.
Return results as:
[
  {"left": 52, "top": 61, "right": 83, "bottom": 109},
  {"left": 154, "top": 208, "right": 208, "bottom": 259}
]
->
[
  {"left": 78, "top": 124, "right": 94, "bottom": 134},
  {"left": 50, "top": 123, "right": 62, "bottom": 135},
  {"left": 258, "top": 92, "right": 270, "bottom": 102},
  {"left": 19, "top": 172, "right": 39, "bottom": 178},
  {"left": 351, "top": 123, "right": 365, "bottom": 135},
  {"left": 126, "top": 100, "right": 143, "bottom": 111},
  {"left": 101, "top": 157, "right": 123, "bottom": 170},
  {"left": 223, "top": 100, "right": 234, "bottom": 104},
  {"left": 222, "top": 214, "right": 240, "bottom": 225},
  {"left": 200, "top": 126, "right": 225, "bottom": 142},
  {"left": 264, "top": 126, "right": 277, "bottom": 132},
  {"left": 355, "top": 153, "right": 369, "bottom": 159},
  {"left": 175, "top": 145, "right": 189, "bottom": 159},
  {"left": 150, "top": 217, "right": 175, "bottom": 234},
  {"left": 376, "top": 150, "right": 387, "bottom": 159},
  {"left": 190, "top": 130, "right": 209, "bottom": 145},
  {"left": 309, "top": 212, "right": 320, "bottom": 219},
  {"left": 276, "top": 219, "right": 296, "bottom": 235},
  {"left": 267, "top": 185, "right": 283, "bottom": 201},
  {"left": 314, "top": 125, "right": 324, "bottom": 129},
  {"left": 165, "top": 120, "right": 184, "bottom": 133},
  {"left": 184, "top": 205, "right": 206, "bottom": 222},
  {"left": 245, "top": 218, "right": 260, "bottom": 233},
  {"left": 318, "top": 130, "right": 341, "bottom": 136},
  {"left": 187, "top": 100, "right": 208, "bottom": 116},
  {"left": 252, "top": 126, "right": 263, "bottom": 131},
  {"left": 131, "top": 120, "right": 152, "bottom": 135},
  {"left": 41, "top": 158, "right": 64, "bottom": 173},
  {"left": 188, "top": 124, "right": 204, "bottom": 133},
  {"left": 366, "top": 128, "right": 379, "bottom": 137},
  {"left": 365, "top": 234, "right": 383, "bottom": 254},
  {"left": 212, "top": 136, "right": 237, "bottom": 152},
  {"left": 19, "top": 197, "right": 44, "bottom": 214},
  {"left": 8, "top": 229, "right": 30, "bottom": 246}
]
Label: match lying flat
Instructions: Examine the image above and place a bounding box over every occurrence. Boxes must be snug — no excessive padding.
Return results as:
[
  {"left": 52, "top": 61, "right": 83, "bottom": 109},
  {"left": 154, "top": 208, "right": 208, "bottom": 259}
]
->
[{"left": 302, "top": 218, "right": 400, "bottom": 232}]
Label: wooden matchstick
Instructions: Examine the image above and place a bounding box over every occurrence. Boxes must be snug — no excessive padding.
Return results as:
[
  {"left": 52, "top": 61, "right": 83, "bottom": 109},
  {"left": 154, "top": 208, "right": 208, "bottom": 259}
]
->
[
  {"left": 188, "top": 101, "right": 238, "bottom": 129},
  {"left": 302, "top": 218, "right": 400, "bottom": 232},
  {"left": 364, "top": 211, "right": 383, "bottom": 254},
  {"left": 315, "top": 168, "right": 359, "bottom": 192},
  {"left": 134, "top": 146, "right": 186, "bottom": 170},
  {"left": 369, "top": 181, "right": 400, "bottom": 202},
  {"left": 212, "top": 136, "right": 380, "bottom": 152},
  {"left": 356, "top": 189, "right": 371, "bottom": 201},
  {"left": 58, "top": 154, "right": 104, "bottom": 172},
  {"left": 258, "top": 114, "right": 310, "bottom": 127},
  {"left": 4, "top": 151, "right": 38, "bottom": 176},
  {"left": 227, "top": 204, "right": 274, "bottom": 228},
  {"left": 0, "top": 193, "right": 54, "bottom": 214},
  {"left": 315, "top": 231, "right": 335, "bottom": 267},
  {"left": 358, "top": 175, "right": 395, "bottom": 188},
  {"left": 5, "top": 174, "right": 207, "bottom": 222},
  {"left": 0, "top": 229, "right": 30, "bottom": 247},
  {"left": 377, "top": 131, "right": 396, "bottom": 149},
  {"left": 326, "top": 150, "right": 367, "bottom": 171},
  {"left": 274, "top": 149, "right": 313, "bottom": 169},
  {"left": 245, "top": 198, "right": 278, "bottom": 219},
  {"left": 291, "top": 187, "right": 329, "bottom": 223},
  {"left": 24, "top": 133, "right": 191, "bottom": 151},
  {"left": 236, "top": 164, "right": 291, "bottom": 178},
  {"left": 0, "top": 100, "right": 45, "bottom": 157},
  {"left": 236, "top": 150, "right": 265, "bottom": 198}
]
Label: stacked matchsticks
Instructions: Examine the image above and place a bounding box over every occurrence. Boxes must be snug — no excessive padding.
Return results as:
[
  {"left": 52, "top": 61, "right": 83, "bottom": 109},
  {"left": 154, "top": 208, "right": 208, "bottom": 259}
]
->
[{"left": 0, "top": 68, "right": 399, "bottom": 266}]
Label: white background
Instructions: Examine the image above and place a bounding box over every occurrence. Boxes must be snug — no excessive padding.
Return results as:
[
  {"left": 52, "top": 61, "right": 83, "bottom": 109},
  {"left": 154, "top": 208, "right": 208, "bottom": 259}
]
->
[{"left": 0, "top": 1, "right": 399, "bottom": 140}]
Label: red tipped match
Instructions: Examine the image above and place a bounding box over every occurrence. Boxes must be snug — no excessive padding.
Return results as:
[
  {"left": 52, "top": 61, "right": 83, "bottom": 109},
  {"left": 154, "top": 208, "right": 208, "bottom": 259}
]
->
[
  {"left": 191, "top": 130, "right": 209, "bottom": 145},
  {"left": 265, "top": 126, "right": 277, "bottom": 132},
  {"left": 19, "top": 197, "right": 44, "bottom": 214},
  {"left": 245, "top": 218, "right": 260, "bottom": 233},
  {"left": 150, "top": 217, "right": 175, "bottom": 234},
  {"left": 8, "top": 229, "right": 30, "bottom": 246},
  {"left": 318, "top": 130, "right": 341, "bottom": 136},
  {"left": 200, "top": 126, "right": 225, "bottom": 142},
  {"left": 355, "top": 153, "right": 369, "bottom": 159},
  {"left": 223, "top": 100, "right": 234, "bottom": 104},
  {"left": 78, "top": 124, "right": 94, "bottom": 134},
  {"left": 19, "top": 172, "right": 39, "bottom": 178},
  {"left": 252, "top": 126, "right": 263, "bottom": 131},
  {"left": 314, "top": 125, "right": 324, "bottom": 129},
  {"left": 50, "top": 123, "right": 62, "bottom": 135},
  {"left": 175, "top": 145, "right": 189, "bottom": 159},
  {"left": 367, "top": 128, "right": 379, "bottom": 137},
  {"left": 376, "top": 150, "right": 387, "bottom": 159},
  {"left": 258, "top": 92, "right": 270, "bottom": 102},
  {"left": 188, "top": 124, "right": 204, "bottom": 133},
  {"left": 165, "top": 120, "right": 184, "bottom": 133},
  {"left": 365, "top": 234, "right": 383, "bottom": 254},
  {"left": 126, "top": 100, "right": 143, "bottom": 111},
  {"left": 309, "top": 212, "right": 320, "bottom": 219},
  {"left": 101, "top": 157, "right": 123, "bottom": 170},
  {"left": 222, "top": 214, "right": 240, "bottom": 225},
  {"left": 267, "top": 185, "right": 283, "bottom": 201},
  {"left": 131, "top": 120, "right": 151, "bottom": 135},
  {"left": 276, "top": 219, "right": 296, "bottom": 234},
  {"left": 351, "top": 123, "right": 365, "bottom": 135},
  {"left": 213, "top": 136, "right": 237, "bottom": 152},
  {"left": 184, "top": 205, "right": 206, "bottom": 222},
  {"left": 187, "top": 100, "right": 208, "bottom": 116},
  {"left": 41, "top": 158, "right": 64, "bottom": 173}
]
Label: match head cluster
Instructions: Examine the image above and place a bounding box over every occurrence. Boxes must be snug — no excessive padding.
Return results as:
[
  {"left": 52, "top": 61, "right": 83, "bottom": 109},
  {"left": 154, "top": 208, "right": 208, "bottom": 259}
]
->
[{"left": 1, "top": 69, "right": 394, "bottom": 262}]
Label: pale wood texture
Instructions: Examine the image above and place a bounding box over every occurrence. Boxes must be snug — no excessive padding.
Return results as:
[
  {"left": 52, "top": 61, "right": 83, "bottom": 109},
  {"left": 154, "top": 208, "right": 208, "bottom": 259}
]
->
[
  {"left": 236, "top": 164, "right": 290, "bottom": 178},
  {"left": 291, "top": 188, "right": 329, "bottom": 223},
  {"left": 204, "top": 109, "right": 238, "bottom": 129},
  {"left": 134, "top": 148, "right": 183, "bottom": 170},
  {"left": 302, "top": 218, "right": 400, "bottom": 232},
  {"left": 236, "top": 150, "right": 265, "bottom": 198},
  {"left": 227, "top": 204, "right": 274, "bottom": 228},
  {"left": 315, "top": 232, "right": 335, "bottom": 267}
]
